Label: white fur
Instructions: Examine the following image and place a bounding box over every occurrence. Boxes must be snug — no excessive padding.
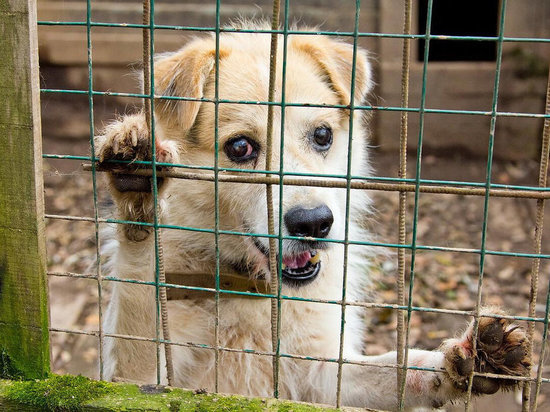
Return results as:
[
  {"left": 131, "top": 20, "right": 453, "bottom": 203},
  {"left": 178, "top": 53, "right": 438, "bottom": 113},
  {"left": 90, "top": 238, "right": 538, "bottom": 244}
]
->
[{"left": 95, "top": 28, "right": 522, "bottom": 411}]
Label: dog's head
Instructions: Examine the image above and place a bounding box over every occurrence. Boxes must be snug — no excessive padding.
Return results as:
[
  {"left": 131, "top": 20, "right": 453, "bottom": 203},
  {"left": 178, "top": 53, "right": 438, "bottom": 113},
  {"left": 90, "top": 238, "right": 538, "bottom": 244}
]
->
[{"left": 153, "top": 28, "right": 373, "bottom": 289}]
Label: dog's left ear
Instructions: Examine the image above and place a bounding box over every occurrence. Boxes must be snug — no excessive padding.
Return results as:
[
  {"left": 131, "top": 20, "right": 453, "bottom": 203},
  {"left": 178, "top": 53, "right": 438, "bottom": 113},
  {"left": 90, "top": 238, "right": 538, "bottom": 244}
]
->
[
  {"left": 153, "top": 39, "right": 228, "bottom": 135},
  {"left": 291, "top": 36, "right": 373, "bottom": 106}
]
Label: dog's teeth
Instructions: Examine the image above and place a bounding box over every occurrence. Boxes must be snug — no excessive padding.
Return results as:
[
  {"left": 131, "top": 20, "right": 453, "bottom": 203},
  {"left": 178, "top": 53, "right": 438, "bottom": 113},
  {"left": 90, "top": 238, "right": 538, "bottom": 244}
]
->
[
  {"left": 309, "top": 253, "right": 320, "bottom": 264},
  {"left": 282, "top": 263, "right": 287, "bottom": 269}
]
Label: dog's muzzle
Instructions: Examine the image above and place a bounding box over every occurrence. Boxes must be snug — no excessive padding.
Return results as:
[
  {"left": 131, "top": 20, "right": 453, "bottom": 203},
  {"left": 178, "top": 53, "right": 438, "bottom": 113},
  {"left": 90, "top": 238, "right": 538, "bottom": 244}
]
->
[
  {"left": 250, "top": 204, "right": 333, "bottom": 287},
  {"left": 252, "top": 237, "right": 322, "bottom": 287},
  {"left": 281, "top": 204, "right": 333, "bottom": 285}
]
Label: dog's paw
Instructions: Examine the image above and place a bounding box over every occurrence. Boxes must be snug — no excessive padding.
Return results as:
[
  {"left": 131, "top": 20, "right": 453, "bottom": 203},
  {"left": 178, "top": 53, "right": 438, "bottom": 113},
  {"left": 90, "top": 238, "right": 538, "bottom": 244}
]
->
[
  {"left": 95, "top": 113, "right": 178, "bottom": 241},
  {"left": 441, "top": 307, "right": 531, "bottom": 395},
  {"left": 96, "top": 113, "right": 177, "bottom": 193},
  {"left": 97, "top": 113, "right": 152, "bottom": 164}
]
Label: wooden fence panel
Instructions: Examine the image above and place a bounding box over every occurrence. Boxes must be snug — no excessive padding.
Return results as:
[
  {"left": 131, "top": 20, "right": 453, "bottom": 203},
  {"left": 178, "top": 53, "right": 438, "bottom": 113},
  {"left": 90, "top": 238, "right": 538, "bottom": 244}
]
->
[{"left": 0, "top": 0, "right": 50, "bottom": 379}]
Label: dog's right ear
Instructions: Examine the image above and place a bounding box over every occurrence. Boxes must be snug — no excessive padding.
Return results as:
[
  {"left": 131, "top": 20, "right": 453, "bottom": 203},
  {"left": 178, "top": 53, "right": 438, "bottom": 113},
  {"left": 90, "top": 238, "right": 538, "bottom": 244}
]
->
[
  {"left": 154, "top": 39, "right": 227, "bottom": 134},
  {"left": 291, "top": 36, "right": 373, "bottom": 107}
]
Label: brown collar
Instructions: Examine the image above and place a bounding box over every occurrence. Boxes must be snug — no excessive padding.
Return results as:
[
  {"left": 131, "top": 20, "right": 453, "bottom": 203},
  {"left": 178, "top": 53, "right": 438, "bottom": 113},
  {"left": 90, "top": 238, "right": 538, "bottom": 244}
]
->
[{"left": 166, "top": 271, "right": 271, "bottom": 300}]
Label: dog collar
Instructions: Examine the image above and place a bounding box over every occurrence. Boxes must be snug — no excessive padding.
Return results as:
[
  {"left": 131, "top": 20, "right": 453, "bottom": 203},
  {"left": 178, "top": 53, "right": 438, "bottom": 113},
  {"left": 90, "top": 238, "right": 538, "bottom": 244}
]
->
[{"left": 166, "top": 271, "right": 271, "bottom": 300}]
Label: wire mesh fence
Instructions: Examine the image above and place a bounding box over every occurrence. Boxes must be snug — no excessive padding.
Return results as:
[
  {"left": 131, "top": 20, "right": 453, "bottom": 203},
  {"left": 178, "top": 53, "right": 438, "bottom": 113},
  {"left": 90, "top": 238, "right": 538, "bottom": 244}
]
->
[{"left": 36, "top": 0, "right": 550, "bottom": 410}]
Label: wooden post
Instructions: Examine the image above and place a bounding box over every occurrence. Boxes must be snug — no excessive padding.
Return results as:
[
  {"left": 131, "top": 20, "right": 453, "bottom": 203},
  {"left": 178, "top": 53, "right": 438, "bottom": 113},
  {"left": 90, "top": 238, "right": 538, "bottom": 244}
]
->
[{"left": 0, "top": 0, "right": 50, "bottom": 379}]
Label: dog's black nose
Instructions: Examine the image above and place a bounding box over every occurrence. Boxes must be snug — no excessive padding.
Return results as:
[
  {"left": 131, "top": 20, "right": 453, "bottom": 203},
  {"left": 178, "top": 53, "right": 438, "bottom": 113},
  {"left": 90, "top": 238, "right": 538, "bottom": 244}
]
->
[{"left": 284, "top": 205, "right": 334, "bottom": 238}]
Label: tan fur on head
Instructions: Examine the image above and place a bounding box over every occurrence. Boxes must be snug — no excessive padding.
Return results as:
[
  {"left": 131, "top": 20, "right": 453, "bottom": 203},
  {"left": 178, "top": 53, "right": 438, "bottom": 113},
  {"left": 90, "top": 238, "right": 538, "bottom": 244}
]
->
[
  {"left": 154, "top": 41, "right": 229, "bottom": 133},
  {"left": 291, "top": 36, "right": 373, "bottom": 106}
]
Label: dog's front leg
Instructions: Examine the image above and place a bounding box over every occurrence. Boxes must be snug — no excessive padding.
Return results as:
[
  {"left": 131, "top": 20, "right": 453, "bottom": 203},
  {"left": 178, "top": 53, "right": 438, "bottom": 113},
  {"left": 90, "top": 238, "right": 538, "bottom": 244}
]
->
[
  {"left": 341, "top": 350, "right": 455, "bottom": 410},
  {"left": 96, "top": 113, "right": 179, "bottom": 382},
  {"left": 342, "top": 311, "right": 530, "bottom": 410},
  {"left": 102, "top": 238, "right": 162, "bottom": 383}
]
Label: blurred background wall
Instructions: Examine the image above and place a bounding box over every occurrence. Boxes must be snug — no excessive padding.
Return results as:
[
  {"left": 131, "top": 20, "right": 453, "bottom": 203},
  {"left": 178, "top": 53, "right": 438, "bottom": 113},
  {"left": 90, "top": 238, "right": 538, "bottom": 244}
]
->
[{"left": 37, "top": 0, "right": 549, "bottom": 160}]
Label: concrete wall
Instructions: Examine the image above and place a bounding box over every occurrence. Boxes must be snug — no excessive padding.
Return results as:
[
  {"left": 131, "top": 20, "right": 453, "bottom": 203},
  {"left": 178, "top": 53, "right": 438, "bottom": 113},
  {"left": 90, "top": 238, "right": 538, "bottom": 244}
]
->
[
  {"left": 37, "top": 0, "right": 549, "bottom": 160},
  {"left": 378, "top": 0, "right": 549, "bottom": 160}
]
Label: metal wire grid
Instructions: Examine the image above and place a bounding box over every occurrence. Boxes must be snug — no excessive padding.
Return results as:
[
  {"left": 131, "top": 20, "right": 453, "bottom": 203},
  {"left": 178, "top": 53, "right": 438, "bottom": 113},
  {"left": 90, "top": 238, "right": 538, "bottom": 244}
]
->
[{"left": 38, "top": 0, "right": 550, "bottom": 411}]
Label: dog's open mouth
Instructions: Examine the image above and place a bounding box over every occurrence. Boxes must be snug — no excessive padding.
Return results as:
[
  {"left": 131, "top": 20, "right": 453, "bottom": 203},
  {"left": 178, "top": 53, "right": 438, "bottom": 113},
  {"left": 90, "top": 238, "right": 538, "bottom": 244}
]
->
[
  {"left": 281, "top": 251, "right": 321, "bottom": 282},
  {"left": 249, "top": 236, "right": 322, "bottom": 286}
]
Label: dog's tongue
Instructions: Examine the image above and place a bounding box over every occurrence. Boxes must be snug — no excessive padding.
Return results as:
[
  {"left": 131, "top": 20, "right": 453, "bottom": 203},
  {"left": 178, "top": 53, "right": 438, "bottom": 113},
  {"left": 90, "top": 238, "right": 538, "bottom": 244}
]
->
[{"left": 283, "top": 251, "right": 312, "bottom": 269}]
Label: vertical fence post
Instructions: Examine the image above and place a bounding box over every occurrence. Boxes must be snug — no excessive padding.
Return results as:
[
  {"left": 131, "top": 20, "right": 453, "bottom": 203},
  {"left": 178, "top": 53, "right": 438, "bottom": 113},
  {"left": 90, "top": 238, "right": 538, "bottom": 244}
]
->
[{"left": 0, "top": 0, "right": 50, "bottom": 379}]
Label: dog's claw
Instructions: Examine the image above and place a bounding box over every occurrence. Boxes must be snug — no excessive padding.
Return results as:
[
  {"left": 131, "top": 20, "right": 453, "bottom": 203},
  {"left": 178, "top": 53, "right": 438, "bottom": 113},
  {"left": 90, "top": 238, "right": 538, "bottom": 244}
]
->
[
  {"left": 442, "top": 308, "right": 531, "bottom": 395},
  {"left": 472, "top": 376, "right": 500, "bottom": 395},
  {"left": 131, "top": 128, "right": 138, "bottom": 147},
  {"left": 455, "top": 356, "right": 474, "bottom": 377},
  {"left": 503, "top": 346, "right": 526, "bottom": 367},
  {"left": 478, "top": 318, "right": 504, "bottom": 352},
  {"left": 95, "top": 113, "right": 175, "bottom": 185}
]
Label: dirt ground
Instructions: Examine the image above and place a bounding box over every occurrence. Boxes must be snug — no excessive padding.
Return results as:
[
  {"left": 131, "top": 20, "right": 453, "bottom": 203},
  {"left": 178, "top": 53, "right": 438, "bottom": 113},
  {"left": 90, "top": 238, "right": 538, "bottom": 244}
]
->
[{"left": 42, "top": 100, "right": 550, "bottom": 410}]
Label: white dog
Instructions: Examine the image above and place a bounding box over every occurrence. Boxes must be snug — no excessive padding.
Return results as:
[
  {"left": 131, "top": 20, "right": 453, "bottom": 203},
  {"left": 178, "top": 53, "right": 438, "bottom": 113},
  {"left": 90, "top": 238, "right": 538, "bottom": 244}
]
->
[{"left": 95, "top": 23, "right": 530, "bottom": 410}]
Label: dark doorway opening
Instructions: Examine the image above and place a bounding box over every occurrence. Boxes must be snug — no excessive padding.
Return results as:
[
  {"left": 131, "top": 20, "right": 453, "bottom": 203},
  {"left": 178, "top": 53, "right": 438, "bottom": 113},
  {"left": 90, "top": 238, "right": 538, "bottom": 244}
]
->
[{"left": 418, "top": 0, "right": 499, "bottom": 62}]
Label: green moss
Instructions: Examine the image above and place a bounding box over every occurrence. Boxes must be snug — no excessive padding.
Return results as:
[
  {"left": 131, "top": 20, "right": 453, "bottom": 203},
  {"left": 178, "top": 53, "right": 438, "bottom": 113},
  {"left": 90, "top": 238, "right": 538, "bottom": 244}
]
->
[
  {"left": 89, "top": 384, "right": 340, "bottom": 411},
  {"left": 2, "top": 375, "right": 111, "bottom": 411},
  {"left": 0, "top": 350, "right": 24, "bottom": 380},
  {"left": 0, "top": 375, "right": 342, "bottom": 412}
]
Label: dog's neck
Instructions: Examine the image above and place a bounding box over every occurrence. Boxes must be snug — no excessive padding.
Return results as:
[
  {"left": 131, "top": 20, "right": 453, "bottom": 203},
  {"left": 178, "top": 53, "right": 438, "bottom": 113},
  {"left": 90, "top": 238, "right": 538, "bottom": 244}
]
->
[{"left": 166, "top": 270, "right": 270, "bottom": 300}]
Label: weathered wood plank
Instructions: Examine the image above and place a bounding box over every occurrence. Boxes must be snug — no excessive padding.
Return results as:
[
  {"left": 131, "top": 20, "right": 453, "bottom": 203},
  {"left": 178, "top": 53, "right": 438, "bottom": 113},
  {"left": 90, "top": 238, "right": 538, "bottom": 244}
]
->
[{"left": 0, "top": 0, "right": 50, "bottom": 379}]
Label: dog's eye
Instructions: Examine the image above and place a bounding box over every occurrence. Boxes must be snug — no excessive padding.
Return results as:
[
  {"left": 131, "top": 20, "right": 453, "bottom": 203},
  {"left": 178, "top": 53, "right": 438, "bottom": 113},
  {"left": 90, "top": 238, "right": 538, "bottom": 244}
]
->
[
  {"left": 224, "top": 136, "right": 258, "bottom": 163},
  {"left": 312, "top": 126, "right": 333, "bottom": 151}
]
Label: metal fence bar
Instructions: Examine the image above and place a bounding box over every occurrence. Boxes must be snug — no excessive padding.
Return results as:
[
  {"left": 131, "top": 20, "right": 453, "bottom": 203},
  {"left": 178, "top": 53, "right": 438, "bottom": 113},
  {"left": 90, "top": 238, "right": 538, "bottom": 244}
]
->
[
  {"left": 78, "top": 161, "right": 550, "bottom": 192},
  {"left": 396, "top": 1, "right": 412, "bottom": 405},
  {"left": 533, "top": 281, "right": 550, "bottom": 410},
  {"left": 335, "top": 0, "right": 361, "bottom": 407},
  {"left": 140, "top": 0, "right": 170, "bottom": 387},
  {"left": 35, "top": 20, "right": 550, "bottom": 43},
  {"left": 274, "top": 0, "right": 291, "bottom": 401},
  {"left": 398, "top": 0, "right": 434, "bottom": 408},
  {"left": 213, "top": 0, "right": 222, "bottom": 394},
  {"left": 465, "top": 1, "right": 508, "bottom": 409},
  {"left": 265, "top": 0, "right": 282, "bottom": 398},
  {"left": 145, "top": 0, "right": 175, "bottom": 386},
  {"left": 78, "top": 165, "right": 550, "bottom": 199},
  {"left": 145, "top": 0, "right": 159, "bottom": 386},
  {"left": 84, "top": 0, "right": 105, "bottom": 381},
  {"left": 529, "top": 66, "right": 550, "bottom": 412}
]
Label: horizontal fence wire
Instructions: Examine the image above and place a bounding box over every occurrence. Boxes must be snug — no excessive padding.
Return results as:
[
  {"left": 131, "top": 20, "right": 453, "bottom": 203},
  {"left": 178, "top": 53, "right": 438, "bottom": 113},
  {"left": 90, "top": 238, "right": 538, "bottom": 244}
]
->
[
  {"left": 46, "top": 270, "right": 548, "bottom": 324},
  {"left": 80, "top": 164, "right": 550, "bottom": 199},
  {"left": 39, "top": 89, "right": 550, "bottom": 119},
  {"left": 35, "top": 20, "right": 550, "bottom": 43},
  {"left": 64, "top": 160, "right": 550, "bottom": 192},
  {"left": 44, "top": 212, "right": 550, "bottom": 260},
  {"left": 38, "top": 0, "right": 550, "bottom": 410},
  {"left": 43, "top": 322, "right": 550, "bottom": 385}
]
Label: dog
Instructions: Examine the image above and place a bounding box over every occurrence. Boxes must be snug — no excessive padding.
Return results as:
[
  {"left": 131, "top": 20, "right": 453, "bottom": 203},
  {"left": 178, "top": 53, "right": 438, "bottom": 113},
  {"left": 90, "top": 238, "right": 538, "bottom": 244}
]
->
[{"left": 95, "top": 22, "right": 530, "bottom": 410}]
